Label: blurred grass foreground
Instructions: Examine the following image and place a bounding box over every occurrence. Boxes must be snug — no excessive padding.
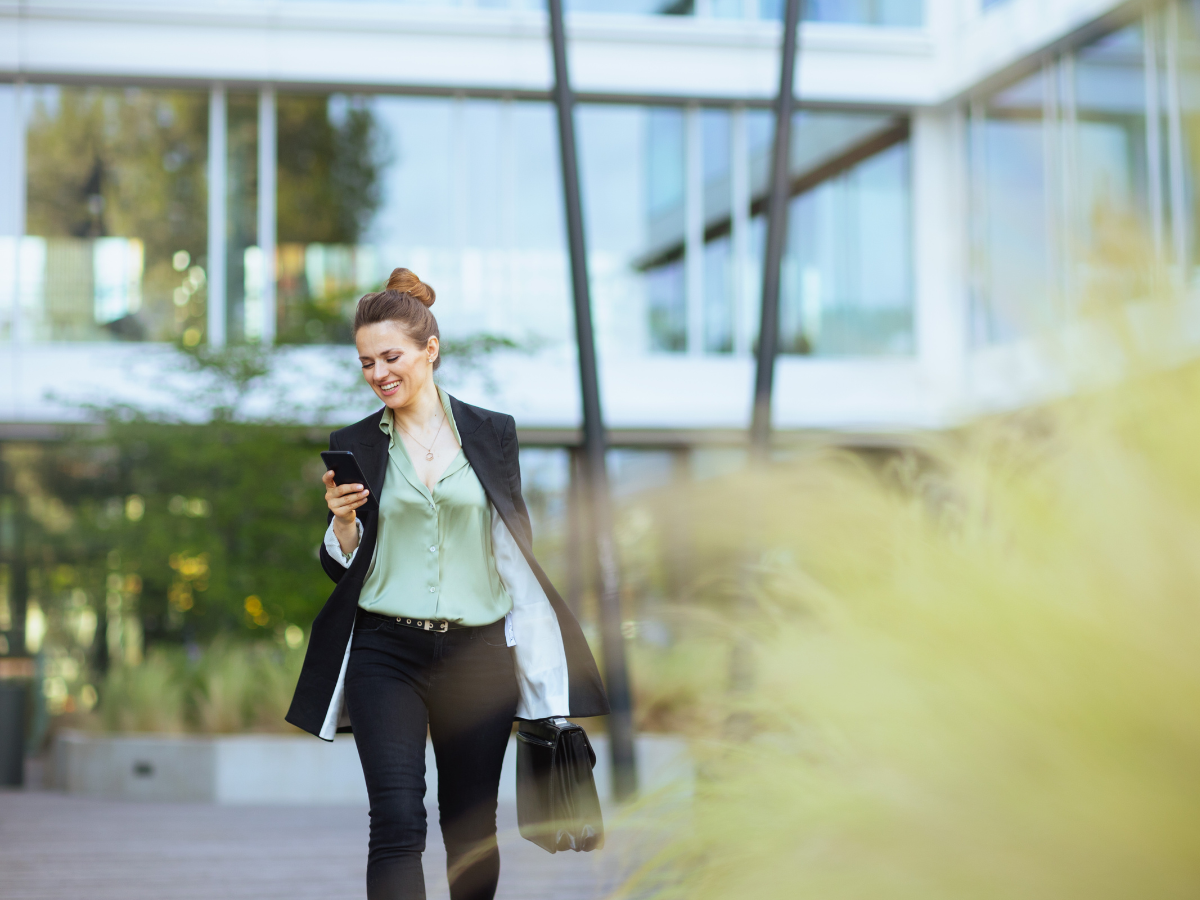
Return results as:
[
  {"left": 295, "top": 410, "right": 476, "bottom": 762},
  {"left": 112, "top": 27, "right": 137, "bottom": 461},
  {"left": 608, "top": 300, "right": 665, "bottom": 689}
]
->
[{"left": 631, "top": 362, "right": 1200, "bottom": 898}]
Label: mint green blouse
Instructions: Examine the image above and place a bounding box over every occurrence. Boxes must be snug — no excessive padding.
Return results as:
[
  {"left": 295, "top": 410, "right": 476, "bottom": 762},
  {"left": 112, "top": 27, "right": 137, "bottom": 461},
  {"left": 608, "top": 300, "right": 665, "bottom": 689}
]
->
[{"left": 355, "top": 387, "right": 513, "bottom": 626}]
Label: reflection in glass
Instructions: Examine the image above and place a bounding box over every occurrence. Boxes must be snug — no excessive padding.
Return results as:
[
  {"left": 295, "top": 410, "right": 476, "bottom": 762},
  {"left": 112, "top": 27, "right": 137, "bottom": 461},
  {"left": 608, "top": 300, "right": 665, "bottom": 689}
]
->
[
  {"left": 292, "top": 0, "right": 922, "bottom": 22},
  {"left": 276, "top": 94, "right": 568, "bottom": 350},
  {"left": 745, "top": 109, "right": 912, "bottom": 355},
  {"left": 779, "top": 140, "right": 913, "bottom": 355},
  {"left": 1073, "top": 24, "right": 1154, "bottom": 308},
  {"left": 703, "top": 109, "right": 735, "bottom": 353},
  {"left": 969, "top": 69, "right": 1052, "bottom": 345},
  {"left": 22, "top": 86, "right": 208, "bottom": 342},
  {"left": 577, "top": 104, "right": 685, "bottom": 356},
  {"left": 0, "top": 84, "right": 16, "bottom": 341},
  {"left": 758, "top": 0, "right": 923, "bottom": 25},
  {"left": 703, "top": 236, "right": 734, "bottom": 352},
  {"left": 647, "top": 108, "right": 686, "bottom": 269},
  {"left": 226, "top": 93, "right": 259, "bottom": 344},
  {"left": 277, "top": 93, "right": 391, "bottom": 344},
  {"left": 1166, "top": 4, "right": 1200, "bottom": 278},
  {"left": 971, "top": 25, "right": 1156, "bottom": 347},
  {"left": 647, "top": 259, "right": 687, "bottom": 351}
]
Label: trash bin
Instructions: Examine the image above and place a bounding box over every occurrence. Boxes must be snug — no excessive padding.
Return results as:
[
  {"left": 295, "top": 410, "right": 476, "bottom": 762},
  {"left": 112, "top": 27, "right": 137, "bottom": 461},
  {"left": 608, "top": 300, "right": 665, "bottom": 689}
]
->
[{"left": 0, "top": 680, "right": 26, "bottom": 786}]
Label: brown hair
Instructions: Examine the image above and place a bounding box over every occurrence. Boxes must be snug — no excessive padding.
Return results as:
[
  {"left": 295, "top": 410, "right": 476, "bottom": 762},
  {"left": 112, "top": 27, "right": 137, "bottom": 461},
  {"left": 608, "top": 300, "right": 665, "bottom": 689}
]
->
[{"left": 353, "top": 268, "right": 441, "bottom": 369}]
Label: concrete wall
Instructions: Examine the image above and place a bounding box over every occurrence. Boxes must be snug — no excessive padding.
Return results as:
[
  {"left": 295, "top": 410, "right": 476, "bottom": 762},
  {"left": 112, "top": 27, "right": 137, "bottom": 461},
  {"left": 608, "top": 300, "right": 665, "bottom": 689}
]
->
[{"left": 51, "top": 730, "right": 692, "bottom": 806}]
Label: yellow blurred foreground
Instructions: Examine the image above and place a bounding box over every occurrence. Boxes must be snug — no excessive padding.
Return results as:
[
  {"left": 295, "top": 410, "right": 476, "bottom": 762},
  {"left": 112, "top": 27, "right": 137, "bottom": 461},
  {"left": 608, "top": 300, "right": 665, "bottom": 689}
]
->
[{"left": 627, "top": 363, "right": 1200, "bottom": 899}]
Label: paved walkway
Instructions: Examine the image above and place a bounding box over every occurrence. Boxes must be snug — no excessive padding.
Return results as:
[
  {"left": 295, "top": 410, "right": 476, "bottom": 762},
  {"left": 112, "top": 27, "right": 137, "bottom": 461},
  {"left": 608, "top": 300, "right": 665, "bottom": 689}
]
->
[{"left": 0, "top": 792, "right": 649, "bottom": 900}]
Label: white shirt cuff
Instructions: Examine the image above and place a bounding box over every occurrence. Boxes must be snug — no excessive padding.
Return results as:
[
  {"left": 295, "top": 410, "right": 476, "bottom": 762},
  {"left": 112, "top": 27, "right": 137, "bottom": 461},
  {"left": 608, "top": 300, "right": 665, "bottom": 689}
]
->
[{"left": 324, "top": 518, "right": 363, "bottom": 568}]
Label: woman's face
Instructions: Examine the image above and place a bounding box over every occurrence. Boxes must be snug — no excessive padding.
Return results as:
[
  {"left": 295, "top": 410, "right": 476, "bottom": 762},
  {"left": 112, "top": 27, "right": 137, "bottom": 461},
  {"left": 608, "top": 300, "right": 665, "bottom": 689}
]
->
[{"left": 355, "top": 320, "right": 439, "bottom": 410}]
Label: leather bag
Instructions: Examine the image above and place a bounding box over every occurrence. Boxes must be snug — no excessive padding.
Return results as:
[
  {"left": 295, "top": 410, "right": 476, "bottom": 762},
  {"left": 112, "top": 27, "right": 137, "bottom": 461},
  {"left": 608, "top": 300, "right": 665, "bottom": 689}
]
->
[{"left": 516, "top": 717, "right": 605, "bottom": 853}]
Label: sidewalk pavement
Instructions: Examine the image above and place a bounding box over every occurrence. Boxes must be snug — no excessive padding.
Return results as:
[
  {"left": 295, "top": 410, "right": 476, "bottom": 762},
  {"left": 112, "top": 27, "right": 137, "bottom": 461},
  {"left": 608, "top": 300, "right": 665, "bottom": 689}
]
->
[{"left": 0, "top": 791, "right": 648, "bottom": 900}]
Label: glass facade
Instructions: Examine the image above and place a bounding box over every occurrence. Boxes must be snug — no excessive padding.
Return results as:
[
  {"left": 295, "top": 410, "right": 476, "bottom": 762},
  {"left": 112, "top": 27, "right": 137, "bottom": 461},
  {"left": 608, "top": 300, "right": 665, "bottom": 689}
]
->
[
  {"left": 276, "top": 94, "right": 569, "bottom": 350},
  {"left": 969, "top": 69, "right": 1052, "bottom": 344},
  {"left": 578, "top": 104, "right": 685, "bottom": 356},
  {"left": 1073, "top": 26, "right": 1156, "bottom": 309},
  {"left": 3, "top": 86, "right": 913, "bottom": 359},
  {"left": 19, "top": 86, "right": 209, "bottom": 343},
  {"left": 1174, "top": 0, "right": 1200, "bottom": 280},
  {"left": 226, "top": 93, "right": 261, "bottom": 346},
  {"left": 578, "top": 103, "right": 913, "bottom": 359},
  {"left": 0, "top": 83, "right": 20, "bottom": 342},
  {"left": 969, "top": 14, "right": 1200, "bottom": 346},
  {"left": 757, "top": 0, "right": 922, "bottom": 25},
  {"left": 743, "top": 109, "right": 913, "bottom": 356},
  {"left": 778, "top": 112, "right": 913, "bottom": 355},
  {"left": 271, "top": 0, "right": 924, "bottom": 26}
]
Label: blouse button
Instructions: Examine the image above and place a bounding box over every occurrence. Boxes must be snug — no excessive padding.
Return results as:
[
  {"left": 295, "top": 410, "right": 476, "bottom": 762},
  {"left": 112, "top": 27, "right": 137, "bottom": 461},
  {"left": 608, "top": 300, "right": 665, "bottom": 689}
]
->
[
  {"left": 428, "top": 586, "right": 436, "bottom": 593},
  {"left": 429, "top": 545, "right": 437, "bottom": 553}
]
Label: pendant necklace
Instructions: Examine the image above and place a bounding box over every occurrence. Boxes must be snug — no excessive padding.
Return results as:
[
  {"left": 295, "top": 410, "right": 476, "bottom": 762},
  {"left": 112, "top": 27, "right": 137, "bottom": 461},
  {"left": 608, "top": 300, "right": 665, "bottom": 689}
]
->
[{"left": 397, "top": 413, "right": 446, "bottom": 462}]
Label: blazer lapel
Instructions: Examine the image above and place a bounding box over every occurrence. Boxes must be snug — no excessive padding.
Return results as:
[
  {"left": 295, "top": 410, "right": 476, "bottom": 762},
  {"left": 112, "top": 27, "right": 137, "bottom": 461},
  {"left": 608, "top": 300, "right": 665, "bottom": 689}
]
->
[
  {"left": 352, "top": 432, "right": 388, "bottom": 513},
  {"left": 451, "top": 396, "right": 516, "bottom": 521}
]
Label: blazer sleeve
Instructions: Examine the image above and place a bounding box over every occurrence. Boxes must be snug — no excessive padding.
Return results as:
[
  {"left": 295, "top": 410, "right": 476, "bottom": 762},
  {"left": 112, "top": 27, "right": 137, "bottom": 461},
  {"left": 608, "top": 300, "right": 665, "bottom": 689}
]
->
[
  {"left": 500, "top": 415, "right": 534, "bottom": 546},
  {"left": 317, "top": 432, "right": 349, "bottom": 584}
]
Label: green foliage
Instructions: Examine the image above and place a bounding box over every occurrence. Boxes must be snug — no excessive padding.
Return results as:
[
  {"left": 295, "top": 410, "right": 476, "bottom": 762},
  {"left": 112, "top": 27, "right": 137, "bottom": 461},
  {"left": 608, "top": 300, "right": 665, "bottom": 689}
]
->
[
  {"left": 24, "top": 85, "right": 209, "bottom": 341},
  {"left": 627, "top": 364, "right": 1200, "bottom": 899},
  {"left": 277, "top": 94, "right": 390, "bottom": 245},
  {"left": 25, "top": 85, "right": 208, "bottom": 252},
  {"left": 99, "top": 650, "right": 188, "bottom": 733},
  {"left": 98, "top": 639, "right": 306, "bottom": 734},
  {"left": 50, "top": 416, "right": 330, "bottom": 644}
]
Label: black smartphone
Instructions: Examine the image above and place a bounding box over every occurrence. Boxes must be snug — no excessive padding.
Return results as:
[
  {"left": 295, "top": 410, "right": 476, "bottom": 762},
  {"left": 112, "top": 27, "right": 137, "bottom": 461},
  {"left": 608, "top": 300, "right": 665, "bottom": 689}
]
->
[{"left": 320, "top": 451, "right": 374, "bottom": 497}]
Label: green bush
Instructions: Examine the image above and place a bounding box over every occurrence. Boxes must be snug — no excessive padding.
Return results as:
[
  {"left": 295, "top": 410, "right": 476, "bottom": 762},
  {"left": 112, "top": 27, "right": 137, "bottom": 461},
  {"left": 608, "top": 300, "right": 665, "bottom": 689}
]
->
[
  {"left": 630, "top": 365, "right": 1200, "bottom": 899},
  {"left": 98, "top": 638, "right": 306, "bottom": 734},
  {"left": 99, "top": 650, "right": 188, "bottom": 734}
]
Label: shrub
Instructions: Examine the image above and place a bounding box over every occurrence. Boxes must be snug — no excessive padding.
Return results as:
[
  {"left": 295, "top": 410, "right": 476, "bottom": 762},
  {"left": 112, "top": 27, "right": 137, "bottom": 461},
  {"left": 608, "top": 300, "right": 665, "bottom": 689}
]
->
[
  {"left": 632, "top": 365, "right": 1200, "bottom": 899},
  {"left": 97, "top": 637, "right": 306, "bottom": 735}
]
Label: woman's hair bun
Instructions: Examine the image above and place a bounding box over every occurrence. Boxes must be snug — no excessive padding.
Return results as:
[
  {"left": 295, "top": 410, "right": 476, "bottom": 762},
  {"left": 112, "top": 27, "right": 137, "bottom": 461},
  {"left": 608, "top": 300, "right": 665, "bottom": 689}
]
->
[{"left": 385, "top": 267, "right": 435, "bottom": 308}]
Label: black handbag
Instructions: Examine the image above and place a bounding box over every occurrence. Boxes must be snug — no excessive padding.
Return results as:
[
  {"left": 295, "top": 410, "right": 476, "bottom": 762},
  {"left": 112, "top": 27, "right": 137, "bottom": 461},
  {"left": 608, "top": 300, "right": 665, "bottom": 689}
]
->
[{"left": 515, "top": 717, "right": 605, "bottom": 853}]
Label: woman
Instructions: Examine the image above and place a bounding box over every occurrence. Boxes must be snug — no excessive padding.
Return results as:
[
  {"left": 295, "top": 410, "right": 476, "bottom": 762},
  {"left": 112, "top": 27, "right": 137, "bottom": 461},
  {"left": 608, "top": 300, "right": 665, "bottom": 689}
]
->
[{"left": 286, "top": 268, "right": 609, "bottom": 900}]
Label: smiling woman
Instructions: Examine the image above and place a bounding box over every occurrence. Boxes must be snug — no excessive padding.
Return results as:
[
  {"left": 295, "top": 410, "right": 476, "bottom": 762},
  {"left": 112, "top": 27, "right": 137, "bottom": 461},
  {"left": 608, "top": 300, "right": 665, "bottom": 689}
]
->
[{"left": 288, "top": 267, "right": 608, "bottom": 900}]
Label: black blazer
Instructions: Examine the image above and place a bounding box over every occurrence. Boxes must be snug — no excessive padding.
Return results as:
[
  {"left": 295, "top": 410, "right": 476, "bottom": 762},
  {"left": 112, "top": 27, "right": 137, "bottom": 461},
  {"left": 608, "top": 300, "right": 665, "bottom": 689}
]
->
[{"left": 285, "top": 395, "right": 610, "bottom": 739}]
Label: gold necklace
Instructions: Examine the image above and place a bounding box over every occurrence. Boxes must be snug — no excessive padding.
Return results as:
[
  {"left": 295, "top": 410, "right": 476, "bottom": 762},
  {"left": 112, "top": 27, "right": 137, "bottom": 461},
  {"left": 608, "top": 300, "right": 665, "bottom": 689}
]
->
[{"left": 396, "top": 413, "right": 446, "bottom": 462}]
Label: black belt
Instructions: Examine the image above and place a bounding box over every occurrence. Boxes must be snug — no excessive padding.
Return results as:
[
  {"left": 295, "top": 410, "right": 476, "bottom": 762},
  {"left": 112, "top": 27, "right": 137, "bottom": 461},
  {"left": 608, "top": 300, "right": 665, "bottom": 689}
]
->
[{"left": 358, "top": 609, "right": 468, "bottom": 633}]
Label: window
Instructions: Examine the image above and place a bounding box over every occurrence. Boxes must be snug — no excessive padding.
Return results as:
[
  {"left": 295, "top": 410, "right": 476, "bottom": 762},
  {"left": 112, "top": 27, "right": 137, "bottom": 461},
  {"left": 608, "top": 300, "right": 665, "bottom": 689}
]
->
[
  {"left": 968, "top": 69, "right": 1051, "bottom": 344},
  {"left": 577, "top": 103, "right": 685, "bottom": 356},
  {"left": 750, "top": 109, "right": 914, "bottom": 356},
  {"left": 275, "top": 94, "right": 569, "bottom": 350},
  {"left": 780, "top": 139, "right": 913, "bottom": 355},
  {"left": 969, "top": 21, "right": 1162, "bottom": 346},
  {"left": 22, "top": 86, "right": 209, "bottom": 343}
]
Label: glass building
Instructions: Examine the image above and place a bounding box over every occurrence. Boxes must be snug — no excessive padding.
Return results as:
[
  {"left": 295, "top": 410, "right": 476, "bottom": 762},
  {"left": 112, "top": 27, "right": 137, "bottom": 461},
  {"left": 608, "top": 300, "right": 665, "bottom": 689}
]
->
[
  {"left": 2, "top": 0, "right": 1200, "bottom": 434},
  {"left": 8, "top": 0, "right": 1200, "bottom": 709}
]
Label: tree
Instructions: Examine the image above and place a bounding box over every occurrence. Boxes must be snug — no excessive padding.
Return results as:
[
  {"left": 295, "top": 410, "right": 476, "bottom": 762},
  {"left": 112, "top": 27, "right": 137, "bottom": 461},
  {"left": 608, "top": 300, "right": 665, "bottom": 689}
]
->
[{"left": 24, "top": 86, "right": 209, "bottom": 342}]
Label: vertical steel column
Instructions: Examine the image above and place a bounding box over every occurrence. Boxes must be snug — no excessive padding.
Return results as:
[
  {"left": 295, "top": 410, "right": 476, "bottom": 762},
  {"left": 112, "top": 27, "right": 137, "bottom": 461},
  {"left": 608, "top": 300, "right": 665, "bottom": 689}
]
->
[
  {"left": 207, "top": 86, "right": 228, "bottom": 348},
  {"left": 547, "top": 0, "right": 638, "bottom": 802},
  {"left": 749, "top": 0, "right": 803, "bottom": 456},
  {"left": 258, "top": 87, "right": 277, "bottom": 346},
  {"left": 565, "top": 447, "right": 586, "bottom": 618}
]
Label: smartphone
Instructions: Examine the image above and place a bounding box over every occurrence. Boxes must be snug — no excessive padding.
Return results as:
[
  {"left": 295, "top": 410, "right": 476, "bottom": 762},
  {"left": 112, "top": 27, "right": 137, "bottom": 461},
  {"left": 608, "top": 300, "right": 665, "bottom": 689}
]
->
[{"left": 320, "top": 451, "right": 374, "bottom": 499}]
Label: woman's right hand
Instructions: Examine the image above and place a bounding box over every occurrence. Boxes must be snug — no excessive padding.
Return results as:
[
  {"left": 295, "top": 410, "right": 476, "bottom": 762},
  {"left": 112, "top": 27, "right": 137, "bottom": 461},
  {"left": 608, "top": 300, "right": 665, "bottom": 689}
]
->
[{"left": 323, "top": 470, "right": 368, "bottom": 556}]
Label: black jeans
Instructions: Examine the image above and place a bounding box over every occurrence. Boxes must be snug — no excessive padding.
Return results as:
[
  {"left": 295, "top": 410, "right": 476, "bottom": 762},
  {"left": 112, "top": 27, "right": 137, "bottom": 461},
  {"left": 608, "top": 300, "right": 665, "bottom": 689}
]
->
[{"left": 345, "top": 612, "right": 519, "bottom": 900}]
